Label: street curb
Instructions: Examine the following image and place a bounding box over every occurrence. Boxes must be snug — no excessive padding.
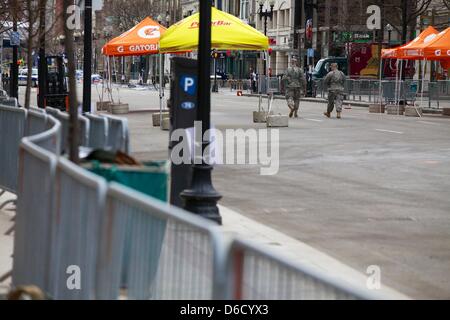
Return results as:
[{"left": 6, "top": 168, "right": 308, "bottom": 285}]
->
[
  {"left": 241, "top": 93, "right": 377, "bottom": 108},
  {"left": 219, "top": 204, "right": 410, "bottom": 300},
  {"left": 240, "top": 93, "right": 445, "bottom": 114}
]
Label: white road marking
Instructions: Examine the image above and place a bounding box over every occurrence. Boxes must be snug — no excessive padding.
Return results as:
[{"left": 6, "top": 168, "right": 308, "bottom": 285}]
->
[
  {"left": 417, "top": 120, "right": 440, "bottom": 126},
  {"left": 305, "top": 118, "right": 323, "bottom": 122},
  {"left": 375, "top": 129, "right": 403, "bottom": 134}
]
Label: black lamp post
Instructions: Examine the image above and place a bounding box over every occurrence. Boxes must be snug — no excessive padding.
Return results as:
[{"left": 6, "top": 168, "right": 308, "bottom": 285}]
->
[
  {"left": 180, "top": 0, "right": 222, "bottom": 225},
  {"left": 258, "top": 0, "right": 275, "bottom": 77},
  {"left": 386, "top": 23, "right": 393, "bottom": 46},
  {"left": 38, "top": 5, "right": 46, "bottom": 108},
  {"left": 10, "top": 0, "right": 18, "bottom": 100},
  {"left": 83, "top": 0, "right": 92, "bottom": 113}
]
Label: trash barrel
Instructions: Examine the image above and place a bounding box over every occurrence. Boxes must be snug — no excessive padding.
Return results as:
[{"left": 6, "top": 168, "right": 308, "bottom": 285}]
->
[
  {"left": 88, "top": 160, "right": 169, "bottom": 201},
  {"left": 87, "top": 160, "right": 169, "bottom": 292}
]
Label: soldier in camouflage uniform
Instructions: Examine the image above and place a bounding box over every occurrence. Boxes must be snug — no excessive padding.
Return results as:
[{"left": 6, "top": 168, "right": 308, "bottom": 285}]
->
[
  {"left": 323, "top": 63, "right": 346, "bottom": 119},
  {"left": 283, "top": 57, "right": 306, "bottom": 118}
]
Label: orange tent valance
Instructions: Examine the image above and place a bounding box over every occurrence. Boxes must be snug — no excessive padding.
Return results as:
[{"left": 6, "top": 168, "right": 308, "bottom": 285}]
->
[
  {"left": 102, "top": 17, "right": 166, "bottom": 56},
  {"left": 381, "top": 26, "right": 439, "bottom": 59}
]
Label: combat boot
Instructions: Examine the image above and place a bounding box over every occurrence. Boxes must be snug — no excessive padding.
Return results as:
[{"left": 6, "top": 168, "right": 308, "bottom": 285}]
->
[
  {"left": 323, "top": 111, "right": 330, "bottom": 118},
  {"left": 294, "top": 110, "right": 298, "bottom": 118},
  {"left": 337, "top": 112, "right": 341, "bottom": 119},
  {"left": 289, "top": 109, "right": 294, "bottom": 118}
]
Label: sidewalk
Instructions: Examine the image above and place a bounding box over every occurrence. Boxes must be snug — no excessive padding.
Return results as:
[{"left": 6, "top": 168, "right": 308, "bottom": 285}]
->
[
  {"left": 240, "top": 92, "right": 446, "bottom": 114},
  {"left": 0, "top": 191, "right": 15, "bottom": 297},
  {"left": 219, "top": 205, "right": 409, "bottom": 299}
]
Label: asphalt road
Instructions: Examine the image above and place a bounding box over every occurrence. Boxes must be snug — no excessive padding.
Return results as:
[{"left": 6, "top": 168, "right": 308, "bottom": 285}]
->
[
  {"left": 107, "top": 86, "right": 450, "bottom": 299},
  {"left": 18, "top": 85, "right": 450, "bottom": 298}
]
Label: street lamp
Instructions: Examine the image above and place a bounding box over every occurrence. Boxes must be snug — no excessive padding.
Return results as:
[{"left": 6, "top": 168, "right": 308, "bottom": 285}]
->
[
  {"left": 157, "top": 14, "right": 163, "bottom": 24},
  {"left": 82, "top": 0, "right": 93, "bottom": 113},
  {"left": 386, "top": 23, "right": 394, "bottom": 46},
  {"left": 258, "top": 0, "right": 275, "bottom": 77},
  {"left": 180, "top": 0, "right": 222, "bottom": 224},
  {"left": 183, "top": 10, "right": 194, "bottom": 18},
  {"left": 157, "top": 13, "right": 171, "bottom": 89}
]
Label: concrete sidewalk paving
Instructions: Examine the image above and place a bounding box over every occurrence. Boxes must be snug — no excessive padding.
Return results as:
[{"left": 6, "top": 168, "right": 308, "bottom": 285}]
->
[
  {"left": 219, "top": 205, "right": 409, "bottom": 299},
  {"left": 0, "top": 191, "right": 15, "bottom": 297}
]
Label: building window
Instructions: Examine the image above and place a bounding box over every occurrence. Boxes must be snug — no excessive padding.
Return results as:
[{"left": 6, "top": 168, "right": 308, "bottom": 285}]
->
[{"left": 240, "top": 0, "right": 249, "bottom": 21}]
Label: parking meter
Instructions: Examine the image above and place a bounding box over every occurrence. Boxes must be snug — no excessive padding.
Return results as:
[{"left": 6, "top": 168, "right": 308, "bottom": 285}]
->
[{"left": 169, "top": 57, "right": 198, "bottom": 208}]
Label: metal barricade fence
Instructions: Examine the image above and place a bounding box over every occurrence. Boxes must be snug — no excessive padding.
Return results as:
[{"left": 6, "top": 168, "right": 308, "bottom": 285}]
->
[
  {"left": 12, "top": 117, "right": 61, "bottom": 293},
  {"left": 79, "top": 115, "right": 90, "bottom": 147},
  {"left": 314, "top": 79, "right": 325, "bottom": 98},
  {"left": 382, "top": 81, "right": 396, "bottom": 104},
  {"left": 85, "top": 113, "right": 108, "bottom": 149},
  {"left": 344, "top": 79, "right": 353, "bottom": 99},
  {"left": 437, "top": 80, "right": 450, "bottom": 97},
  {"left": 4, "top": 103, "right": 402, "bottom": 300},
  {"left": 0, "top": 105, "right": 27, "bottom": 193},
  {"left": 48, "top": 158, "right": 108, "bottom": 299},
  {"left": 45, "top": 107, "right": 60, "bottom": 118},
  {"left": 1, "top": 97, "right": 18, "bottom": 108},
  {"left": 29, "top": 106, "right": 45, "bottom": 113},
  {"left": 223, "top": 238, "right": 383, "bottom": 300},
  {"left": 267, "top": 77, "right": 280, "bottom": 94},
  {"left": 54, "top": 111, "right": 91, "bottom": 154},
  {"left": 96, "top": 183, "right": 223, "bottom": 300},
  {"left": 105, "top": 115, "right": 130, "bottom": 153},
  {"left": 40, "top": 117, "right": 61, "bottom": 156},
  {"left": 428, "top": 82, "right": 440, "bottom": 108},
  {"left": 54, "top": 111, "right": 69, "bottom": 154},
  {"left": 26, "top": 110, "right": 48, "bottom": 137}
]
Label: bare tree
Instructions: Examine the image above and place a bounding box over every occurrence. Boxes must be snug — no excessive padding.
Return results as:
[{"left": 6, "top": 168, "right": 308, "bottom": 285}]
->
[
  {"left": 442, "top": 0, "right": 450, "bottom": 9},
  {"left": 103, "top": 0, "right": 164, "bottom": 32},
  {"left": 63, "top": 0, "right": 79, "bottom": 163},
  {"left": 396, "top": 0, "right": 432, "bottom": 42},
  {"left": 21, "top": 0, "right": 57, "bottom": 108},
  {"left": 23, "top": 0, "right": 41, "bottom": 108}
]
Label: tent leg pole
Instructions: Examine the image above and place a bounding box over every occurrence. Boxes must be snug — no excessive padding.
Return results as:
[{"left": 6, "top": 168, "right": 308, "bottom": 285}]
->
[
  {"left": 379, "top": 58, "right": 383, "bottom": 112},
  {"left": 159, "top": 53, "right": 163, "bottom": 129},
  {"left": 420, "top": 59, "right": 425, "bottom": 109}
]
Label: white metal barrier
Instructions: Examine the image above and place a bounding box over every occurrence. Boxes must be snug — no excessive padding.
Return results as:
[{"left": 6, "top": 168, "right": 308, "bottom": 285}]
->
[
  {"left": 96, "top": 183, "right": 223, "bottom": 300},
  {"left": 104, "top": 115, "right": 130, "bottom": 153},
  {"left": 0, "top": 104, "right": 27, "bottom": 193},
  {"left": 47, "top": 158, "right": 107, "bottom": 299},
  {"left": 12, "top": 116, "right": 61, "bottom": 293},
  {"left": 223, "top": 238, "right": 384, "bottom": 300},
  {"left": 85, "top": 113, "right": 108, "bottom": 149},
  {"left": 26, "top": 110, "right": 48, "bottom": 137},
  {"left": 54, "top": 111, "right": 90, "bottom": 154},
  {"left": 2, "top": 105, "right": 402, "bottom": 300}
]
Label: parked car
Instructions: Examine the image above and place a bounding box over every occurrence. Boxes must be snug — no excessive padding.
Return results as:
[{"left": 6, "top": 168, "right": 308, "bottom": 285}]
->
[
  {"left": 91, "top": 74, "right": 103, "bottom": 83},
  {"left": 18, "top": 68, "right": 39, "bottom": 87},
  {"left": 312, "top": 57, "right": 348, "bottom": 81},
  {"left": 75, "top": 69, "right": 83, "bottom": 80}
]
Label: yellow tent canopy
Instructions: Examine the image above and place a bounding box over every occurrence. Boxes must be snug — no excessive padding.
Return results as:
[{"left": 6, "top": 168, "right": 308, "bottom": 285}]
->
[{"left": 159, "top": 7, "right": 269, "bottom": 53}]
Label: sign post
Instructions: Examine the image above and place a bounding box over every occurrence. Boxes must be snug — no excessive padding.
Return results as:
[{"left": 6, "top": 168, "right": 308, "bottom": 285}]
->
[
  {"left": 169, "top": 57, "right": 198, "bottom": 208},
  {"left": 179, "top": 0, "right": 222, "bottom": 224}
]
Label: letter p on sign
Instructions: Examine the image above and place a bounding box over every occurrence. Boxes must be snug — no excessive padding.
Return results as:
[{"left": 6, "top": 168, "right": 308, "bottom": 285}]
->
[{"left": 180, "top": 75, "right": 197, "bottom": 96}]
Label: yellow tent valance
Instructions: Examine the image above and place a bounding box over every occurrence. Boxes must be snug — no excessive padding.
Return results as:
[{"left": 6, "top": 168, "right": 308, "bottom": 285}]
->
[{"left": 159, "top": 7, "right": 269, "bottom": 53}]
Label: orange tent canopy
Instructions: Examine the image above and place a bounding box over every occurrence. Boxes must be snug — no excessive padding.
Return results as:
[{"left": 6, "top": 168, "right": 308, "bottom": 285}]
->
[
  {"left": 102, "top": 17, "right": 166, "bottom": 56},
  {"left": 422, "top": 27, "right": 450, "bottom": 60},
  {"left": 381, "top": 26, "right": 439, "bottom": 59}
]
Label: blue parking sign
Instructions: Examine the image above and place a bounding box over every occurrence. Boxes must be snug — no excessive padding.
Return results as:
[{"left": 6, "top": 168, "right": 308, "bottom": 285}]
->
[{"left": 180, "top": 75, "right": 197, "bottom": 96}]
